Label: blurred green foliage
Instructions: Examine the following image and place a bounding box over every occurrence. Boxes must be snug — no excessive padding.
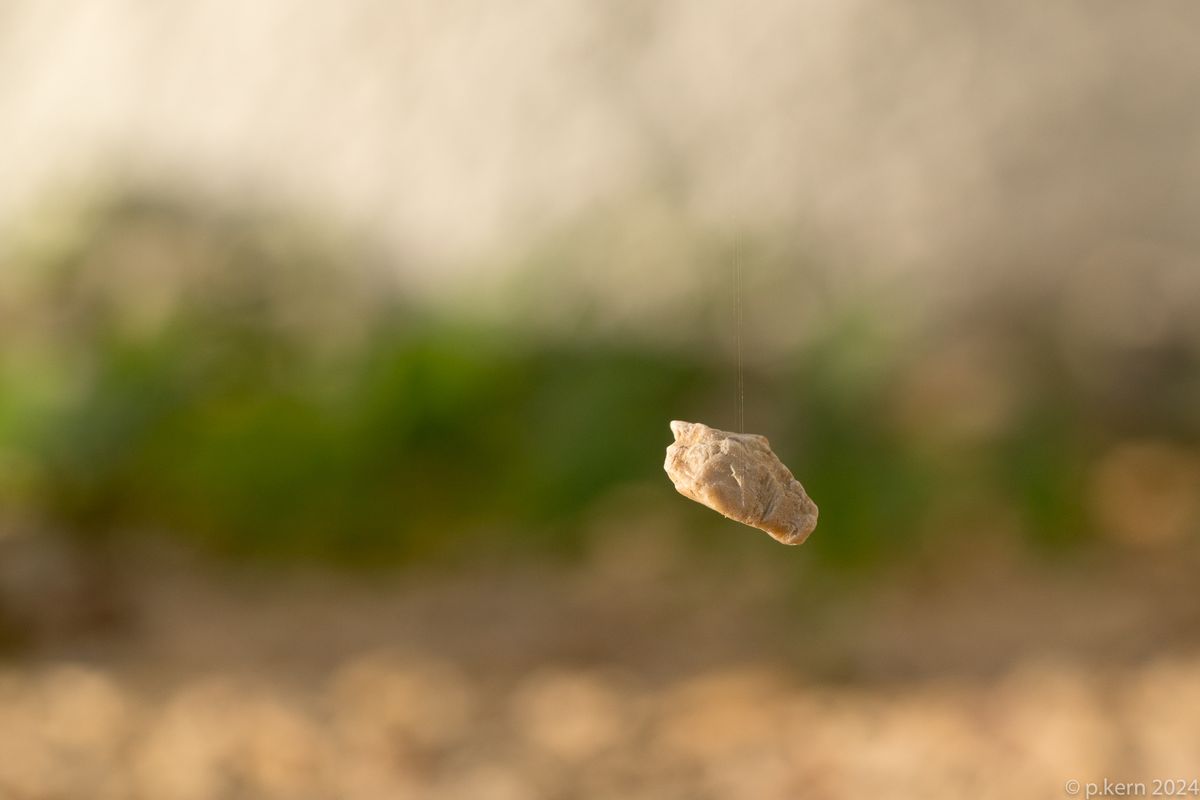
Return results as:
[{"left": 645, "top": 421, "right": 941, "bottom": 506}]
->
[{"left": 1, "top": 192, "right": 1196, "bottom": 565}]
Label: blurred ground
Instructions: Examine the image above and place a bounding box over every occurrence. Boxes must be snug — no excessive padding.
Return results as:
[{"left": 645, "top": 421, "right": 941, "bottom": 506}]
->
[{"left": 2, "top": 527, "right": 1199, "bottom": 800}]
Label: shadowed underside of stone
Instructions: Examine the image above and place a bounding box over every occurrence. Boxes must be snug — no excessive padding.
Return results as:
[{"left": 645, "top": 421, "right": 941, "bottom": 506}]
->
[{"left": 663, "top": 420, "right": 819, "bottom": 545}]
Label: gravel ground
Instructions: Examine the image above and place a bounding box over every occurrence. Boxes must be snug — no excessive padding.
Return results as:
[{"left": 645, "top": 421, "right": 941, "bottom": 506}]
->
[{"left": 2, "top": 533, "right": 1198, "bottom": 800}]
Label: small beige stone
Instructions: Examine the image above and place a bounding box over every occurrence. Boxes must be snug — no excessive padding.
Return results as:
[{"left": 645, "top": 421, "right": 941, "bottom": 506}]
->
[{"left": 663, "top": 420, "right": 818, "bottom": 545}]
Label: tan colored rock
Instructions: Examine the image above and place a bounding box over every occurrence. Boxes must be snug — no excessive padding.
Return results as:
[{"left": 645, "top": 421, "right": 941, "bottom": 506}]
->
[{"left": 663, "top": 420, "right": 818, "bottom": 545}]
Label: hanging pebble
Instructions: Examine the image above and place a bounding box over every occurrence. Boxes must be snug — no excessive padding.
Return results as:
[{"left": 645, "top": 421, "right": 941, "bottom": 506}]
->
[{"left": 663, "top": 420, "right": 818, "bottom": 545}]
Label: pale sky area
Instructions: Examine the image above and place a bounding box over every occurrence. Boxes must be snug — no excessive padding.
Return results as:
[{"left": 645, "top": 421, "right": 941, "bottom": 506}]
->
[{"left": 3, "top": 1, "right": 1199, "bottom": 319}]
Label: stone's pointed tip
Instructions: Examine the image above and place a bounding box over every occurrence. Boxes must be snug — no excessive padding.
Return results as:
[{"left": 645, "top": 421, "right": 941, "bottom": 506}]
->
[
  {"left": 669, "top": 420, "right": 692, "bottom": 439},
  {"left": 777, "top": 526, "right": 813, "bottom": 546}
]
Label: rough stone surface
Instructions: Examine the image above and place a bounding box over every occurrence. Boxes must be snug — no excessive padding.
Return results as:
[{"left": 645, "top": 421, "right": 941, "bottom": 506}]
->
[{"left": 663, "top": 420, "right": 818, "bottom": 545}]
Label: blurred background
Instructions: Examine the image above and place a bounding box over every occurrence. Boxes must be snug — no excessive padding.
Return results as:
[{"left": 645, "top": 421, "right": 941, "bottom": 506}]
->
[{"left": 3, "top": 2, "right": 1200, "bottom": 797}]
